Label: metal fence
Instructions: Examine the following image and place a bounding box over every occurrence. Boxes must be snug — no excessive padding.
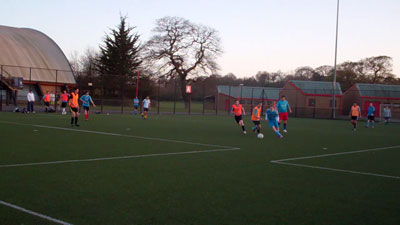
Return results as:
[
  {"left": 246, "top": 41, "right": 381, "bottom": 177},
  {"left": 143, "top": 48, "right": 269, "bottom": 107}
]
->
[
  {"left": 0, "top": 64, "right": 73, "bottom": 111},
  {"left": 1, "top": 68, "right": 400, "bottom": 121}
]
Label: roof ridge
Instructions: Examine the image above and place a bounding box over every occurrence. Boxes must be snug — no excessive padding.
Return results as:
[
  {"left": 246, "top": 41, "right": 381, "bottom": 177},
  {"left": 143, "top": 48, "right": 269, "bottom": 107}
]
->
[
  {"left": 217, "top": 85, "right": 281, "bottom": 89},
  {"left": 290, "top": 80, "right": 336, "bottom": 83},
  {"left": 356, "top": 83, "right": 400, "bottom": 87}
]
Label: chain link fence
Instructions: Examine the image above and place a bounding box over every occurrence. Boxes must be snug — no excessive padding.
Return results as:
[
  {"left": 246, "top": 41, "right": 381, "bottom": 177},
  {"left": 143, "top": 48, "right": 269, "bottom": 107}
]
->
[{"left": 1, "top": 66, "right": 400, "bottom": 121}]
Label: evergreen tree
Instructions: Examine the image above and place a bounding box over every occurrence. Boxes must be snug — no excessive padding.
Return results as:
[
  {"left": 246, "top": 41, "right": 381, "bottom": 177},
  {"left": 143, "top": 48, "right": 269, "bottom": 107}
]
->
[{"left": 98, "top": 16, "right": 141, "bottom": 97}]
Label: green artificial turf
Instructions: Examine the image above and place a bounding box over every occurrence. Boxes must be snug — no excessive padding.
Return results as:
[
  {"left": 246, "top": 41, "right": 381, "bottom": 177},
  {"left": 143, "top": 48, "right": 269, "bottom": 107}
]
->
[{"left": 0, "top": 112, "right": 399, "bottom": 225}]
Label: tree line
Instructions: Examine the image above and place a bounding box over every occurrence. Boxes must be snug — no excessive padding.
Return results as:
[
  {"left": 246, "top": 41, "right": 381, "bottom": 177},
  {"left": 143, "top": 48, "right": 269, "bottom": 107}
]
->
[
  {"left": 209, "top": 55, "right": 398, "bottom": 91},
  {"left": 70, "top": 16, "right": 399, "bottom": 103}
]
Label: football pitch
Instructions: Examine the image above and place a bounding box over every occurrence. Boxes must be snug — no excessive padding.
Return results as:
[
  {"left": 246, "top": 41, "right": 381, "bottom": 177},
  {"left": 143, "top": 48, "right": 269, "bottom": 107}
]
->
[{"left": 0, "top": 112, "right": 399, "bottom": 225}]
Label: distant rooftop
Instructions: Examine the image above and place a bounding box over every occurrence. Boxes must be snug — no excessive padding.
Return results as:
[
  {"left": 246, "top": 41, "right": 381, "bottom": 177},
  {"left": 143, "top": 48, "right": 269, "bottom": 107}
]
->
[
  {"left": 356, "top": 83, "right": 400, "bottom": 98},
  {"left": 289, "top": 80, "right": 343, "bottom": 95},
  {"left": 217, "top": 85, "right": 281, "bottom": 100}
]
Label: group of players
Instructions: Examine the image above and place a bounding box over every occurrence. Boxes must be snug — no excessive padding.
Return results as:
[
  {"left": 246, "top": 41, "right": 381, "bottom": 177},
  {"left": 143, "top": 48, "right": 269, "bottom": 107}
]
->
[
  {"left": 133, "top": 96, "right": 151, "bottom": 119},
  {"left": 231, "top": 96, "right": 292, "bottom": 139},
  {"left": 37, "top": 88, "right": 96, "bottom": 125},
  {"left": 45, "top": 88, "right": 393, "bottom": 132},
  {"left": 57, "top": 88, "right": 96, "bottom": 127},
  {"left": 233, "top": 96, "right": 393, "bottom": 138},
  {"left": 349, "top": 102, "right": 392, "bottom": 131},
  {"left": 65, "top": 89, "right": 152, "bottom": 127}
]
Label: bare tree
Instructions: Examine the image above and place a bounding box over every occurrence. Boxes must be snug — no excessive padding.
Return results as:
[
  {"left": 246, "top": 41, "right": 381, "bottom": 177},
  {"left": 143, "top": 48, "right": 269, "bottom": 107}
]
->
[
  {"left": 361, "top": 56, "right": 393, "bottom": 83},
  {"left": 294, "top": 66, "right": 316, "bottom": 80},
  {"left": 255, "top": 71, "right": 282, "bottom": 86},
  {"left": 68, "top": 51, "right": 82, "bottom": 76},
  {"left": 315, "top": 65, "right": 333, "bottom": 77},
  {"left": 80, "top": 48, "right": 99, "bottom": 76},
  {"left": 143, "top": 16, "right": 222, "bottom": 105},
  {"left": 68, "top": 48, "right": 100, "bottom": 91}
]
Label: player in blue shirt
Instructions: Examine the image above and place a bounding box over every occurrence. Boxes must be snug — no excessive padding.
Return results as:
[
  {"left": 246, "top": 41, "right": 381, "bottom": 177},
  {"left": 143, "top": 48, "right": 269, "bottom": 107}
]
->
[
  {"left": 133, "top": 96, "right": 140, "bottom": 115},
  {"left": 366, "top": 103, "right": 375, "bottom": 128},
  {"left": 265, "top": 104, "right": 283, "bottom": 139},
  {"left": 276, "top": 96, "right": 292, "bottom": 132},
  {"left": 80, "top": 91, "right": 96, "bottom": 121}
]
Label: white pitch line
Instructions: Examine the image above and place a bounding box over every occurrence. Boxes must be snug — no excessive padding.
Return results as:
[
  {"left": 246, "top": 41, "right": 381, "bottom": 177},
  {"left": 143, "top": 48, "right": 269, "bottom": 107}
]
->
[
  {"left": 0, "top": 148, "right": 240, "bottom": 168},
  {"left": 270, "top": 145, "right": 400, "bottom": 180},
  {"left": 0, "top": 200, "right": 73, "bottom": 225},
  {"left": 0, "top": 120, "right": 234, "bottom": 149},
  {"left": 0, "top": 121, "right": 240, "bottom": 223},
  {"left": 271, "top": 145, "right": 400, "bottom": 163},
  {"left": 272, "top": 161, "right": 400, "bottom": 179}
]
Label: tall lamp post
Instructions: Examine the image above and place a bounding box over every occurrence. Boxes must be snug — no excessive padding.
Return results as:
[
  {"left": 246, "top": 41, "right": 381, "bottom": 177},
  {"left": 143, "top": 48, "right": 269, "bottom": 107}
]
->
[{"left": 332, "top": 0, "right": 340, "bottom": 119}]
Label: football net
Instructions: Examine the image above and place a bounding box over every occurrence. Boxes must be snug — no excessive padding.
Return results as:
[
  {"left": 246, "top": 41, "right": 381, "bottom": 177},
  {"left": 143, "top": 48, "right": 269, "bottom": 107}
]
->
[{"left": 379, "top": 104, "right": 400, "bottom": 122}]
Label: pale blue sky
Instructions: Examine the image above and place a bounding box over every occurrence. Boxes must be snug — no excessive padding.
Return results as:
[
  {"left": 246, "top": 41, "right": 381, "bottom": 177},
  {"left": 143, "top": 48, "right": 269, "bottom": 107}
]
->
[{"left": 2, "top": 0, "right": 399, "bottom": 77}]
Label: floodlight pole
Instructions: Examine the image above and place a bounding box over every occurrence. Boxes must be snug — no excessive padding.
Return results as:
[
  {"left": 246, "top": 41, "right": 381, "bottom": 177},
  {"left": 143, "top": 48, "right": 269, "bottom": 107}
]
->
[{"left": 331, "top": 0, "right": 340, "bottom": 119}]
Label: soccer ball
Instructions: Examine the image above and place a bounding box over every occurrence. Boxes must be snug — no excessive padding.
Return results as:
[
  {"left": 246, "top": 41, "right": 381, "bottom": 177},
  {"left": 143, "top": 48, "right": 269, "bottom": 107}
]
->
[{"left": 257, "top": 133, "right": 264, "bottom": 139}]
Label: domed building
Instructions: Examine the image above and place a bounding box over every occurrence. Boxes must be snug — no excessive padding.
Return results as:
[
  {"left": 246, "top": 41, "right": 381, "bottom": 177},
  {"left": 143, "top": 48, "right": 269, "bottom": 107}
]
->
[{"left": 0, "top": 25, "right": 76, "bottom": 107}]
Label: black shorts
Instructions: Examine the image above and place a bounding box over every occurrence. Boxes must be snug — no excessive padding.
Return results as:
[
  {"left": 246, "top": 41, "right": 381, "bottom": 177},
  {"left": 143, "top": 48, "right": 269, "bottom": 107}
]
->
[
  {"left": 44, "top": 102, "right": 50, "bottom": 107},
  {"left": 252, "top": 120, "right": 261, "bottom": 125},
  {"left": 144, "top": 108, "right": 149, "bottom": 112},
  {"left": 61, "top": 102, "right": 67, "bottom": 107},
  {"left": 134, "top": 105, "right": 138, "bottom": 109},
  {"left": 351, "top": 116, "right": 358, "bottom": 121},
  {"left": 83, "top": 106, "right": 90, "bottom": 111},
  {"left": 368, "top": 115, "right": 375, "bottom": 121},
  {"left": 70, "top": 107, "right": 78, "bottom": 113},
  {"left": 234, "top": 115, "right": 243, "bottom": 123}
]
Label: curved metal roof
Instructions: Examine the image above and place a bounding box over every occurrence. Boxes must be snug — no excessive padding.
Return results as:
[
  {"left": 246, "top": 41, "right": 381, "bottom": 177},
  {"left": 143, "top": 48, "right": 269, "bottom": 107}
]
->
[{"left": 0, "top": 25, "right": 75, "bottom": 84}]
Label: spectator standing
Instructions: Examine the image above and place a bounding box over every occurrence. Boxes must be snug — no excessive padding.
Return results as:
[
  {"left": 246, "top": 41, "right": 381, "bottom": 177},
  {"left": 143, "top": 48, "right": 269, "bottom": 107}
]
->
[{"left": 27, "top": 90, "right": 35, "bottom": 113}]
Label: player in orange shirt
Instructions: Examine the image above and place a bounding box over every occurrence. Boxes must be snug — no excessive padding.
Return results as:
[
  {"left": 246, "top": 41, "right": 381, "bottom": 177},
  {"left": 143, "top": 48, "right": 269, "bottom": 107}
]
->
[
  {"left": 251, "top": 102, "right": 262, "bottom": 134},
  {"left": 349, "top": 103, "right": 361, "bottom": 131},
  {"left": 42, "top": 91, "right": 51, "bottom": 112},
  {"left": 69, "top": 88, "right": 80, "bottom": 127},
  {"left": 232, "top": 99, "right": 246, "bottom": 134},
  {"left": 60, "top": 90, "right": 69, "bottom": 115}
]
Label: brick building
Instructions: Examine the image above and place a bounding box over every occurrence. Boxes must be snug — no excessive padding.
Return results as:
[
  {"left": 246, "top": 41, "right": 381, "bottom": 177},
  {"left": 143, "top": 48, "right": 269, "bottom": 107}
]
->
[{"left": 279, "top": 80, "right": 343, "bottom": 118}]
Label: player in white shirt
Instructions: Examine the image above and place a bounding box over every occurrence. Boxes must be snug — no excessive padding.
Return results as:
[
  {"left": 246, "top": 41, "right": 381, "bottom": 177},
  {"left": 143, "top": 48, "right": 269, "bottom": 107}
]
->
[
  {"left": 26, "top": 90, "right": 35, "bottom": 113},
  {"left": 383, "top": 106, "right": 391, "bottom": 125},
  {"left": 142, "top": 96, "right": 151, "bottom": 119}
]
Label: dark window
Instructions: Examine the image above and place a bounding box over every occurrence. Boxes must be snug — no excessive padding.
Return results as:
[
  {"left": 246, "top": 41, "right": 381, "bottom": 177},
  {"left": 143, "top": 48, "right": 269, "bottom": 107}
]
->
[{"left": 308, "top": 99, "right": 316, "bottom": 107}]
